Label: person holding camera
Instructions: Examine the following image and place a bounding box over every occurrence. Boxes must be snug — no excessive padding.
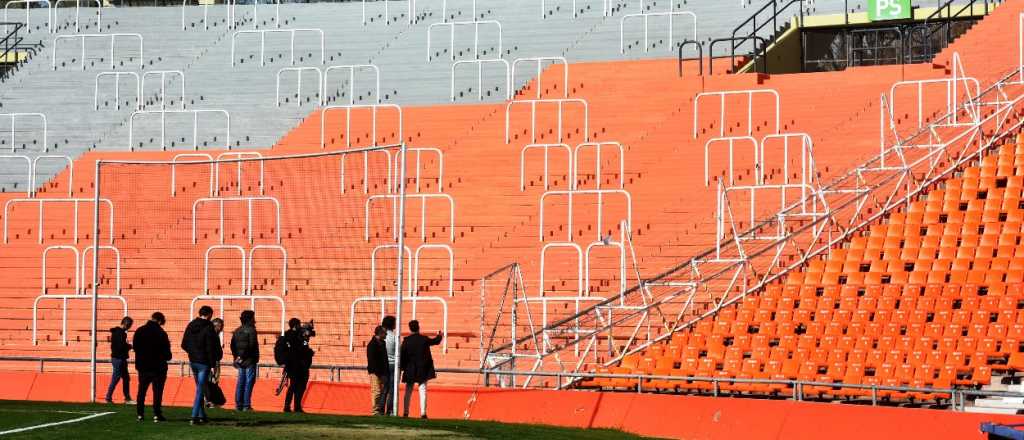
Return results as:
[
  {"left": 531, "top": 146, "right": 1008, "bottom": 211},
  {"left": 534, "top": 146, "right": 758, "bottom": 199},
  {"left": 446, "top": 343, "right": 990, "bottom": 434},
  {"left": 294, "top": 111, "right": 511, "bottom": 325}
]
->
[{"left": 282, "top": 318, "right": 315, "bottom": 413}]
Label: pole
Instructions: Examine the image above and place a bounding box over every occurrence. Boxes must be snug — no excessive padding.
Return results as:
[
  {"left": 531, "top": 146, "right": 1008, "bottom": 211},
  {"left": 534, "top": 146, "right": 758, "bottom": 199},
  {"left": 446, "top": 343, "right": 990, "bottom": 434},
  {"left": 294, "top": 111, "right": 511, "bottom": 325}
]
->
[
  {"left": 391, "top": 143, "right": 407, "bottom": 416},
  {"left": 89, "top": 159, "right": 101, "bottom": 403}
]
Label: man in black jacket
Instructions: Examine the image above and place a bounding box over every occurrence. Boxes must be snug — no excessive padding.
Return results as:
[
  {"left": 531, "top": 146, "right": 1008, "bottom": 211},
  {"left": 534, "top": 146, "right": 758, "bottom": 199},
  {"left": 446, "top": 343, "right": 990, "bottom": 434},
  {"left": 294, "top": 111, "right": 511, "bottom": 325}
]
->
[
  {"left": 105, "top": 316, "right": 134, "bottom": 404},
  {"left": 230, "top": 310, "right": 259, "bottom": 412},
  {"left": 133, "top": 312, "right": 171, "bottom": 423},
  {"left": 366, "top": 325, "right": 388, "bottom": 415},
  {"left": 181, "top": 305, "right": 222, "bottom": 424},
  {"left": 399, "top": 320, "right": 442, "bottom": 419},
  {"left": 283, "top": 318, "right": 314, "bottom": 413}
]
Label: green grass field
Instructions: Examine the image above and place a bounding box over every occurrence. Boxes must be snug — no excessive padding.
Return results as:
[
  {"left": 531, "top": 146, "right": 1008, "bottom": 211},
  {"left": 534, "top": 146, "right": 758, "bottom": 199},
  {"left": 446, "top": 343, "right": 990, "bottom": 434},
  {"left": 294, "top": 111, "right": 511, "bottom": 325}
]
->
[{"left": 0, "top": 400, "right": 650, "bottom": 439}]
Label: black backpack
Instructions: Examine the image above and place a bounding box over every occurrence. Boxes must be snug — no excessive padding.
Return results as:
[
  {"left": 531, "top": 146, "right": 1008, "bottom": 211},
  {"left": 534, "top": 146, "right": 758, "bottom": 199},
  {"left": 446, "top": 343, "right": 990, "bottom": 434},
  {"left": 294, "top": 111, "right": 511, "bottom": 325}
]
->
[{"left": 273, "top": 335, "right": 290, "bottom": 366}]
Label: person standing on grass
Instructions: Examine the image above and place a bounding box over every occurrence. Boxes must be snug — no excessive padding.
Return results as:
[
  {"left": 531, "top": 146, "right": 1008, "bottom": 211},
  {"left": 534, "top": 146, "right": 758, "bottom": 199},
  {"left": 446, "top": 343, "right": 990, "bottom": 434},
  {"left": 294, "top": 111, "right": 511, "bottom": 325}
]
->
[
  {"left": 133, "top": 312, "right": 171, "bottom": 423},
  {"left": 399, "top": 320, "right": 442, "bottom": 419},
  {"left": 105, "top": 316, "right": 135, "bottom": 405},
  {"left": 181, "top": 305, "right": 222, "bottom": 425},
  {"left": 283, "top": 318, "right": 315, "bottom": 413},
  {"left": 381, "top": 315, "right": 397, "bottom": 415},
  {"left": 366, "top": 325, "right": 389, "bottom": 415},
  {"left": 231, "top": 310, "right": 259, "bottom": 412}
]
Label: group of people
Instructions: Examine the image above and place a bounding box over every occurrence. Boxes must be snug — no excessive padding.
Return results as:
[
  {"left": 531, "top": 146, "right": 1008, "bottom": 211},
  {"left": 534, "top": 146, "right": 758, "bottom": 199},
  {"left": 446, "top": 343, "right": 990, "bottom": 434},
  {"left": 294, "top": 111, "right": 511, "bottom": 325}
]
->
[
  {"left": 366, "top": 316, "right": 443, "bottom": 418},
  {"left": 105, "top": 307, "right": 316, "bottom": 424}
]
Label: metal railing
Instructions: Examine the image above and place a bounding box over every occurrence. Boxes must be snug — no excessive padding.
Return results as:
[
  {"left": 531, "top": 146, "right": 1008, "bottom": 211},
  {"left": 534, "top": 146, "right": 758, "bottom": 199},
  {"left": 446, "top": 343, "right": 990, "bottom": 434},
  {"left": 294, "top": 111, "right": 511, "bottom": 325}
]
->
[{"left": 730, "top": 0, "right": 803, "bottom": 73}]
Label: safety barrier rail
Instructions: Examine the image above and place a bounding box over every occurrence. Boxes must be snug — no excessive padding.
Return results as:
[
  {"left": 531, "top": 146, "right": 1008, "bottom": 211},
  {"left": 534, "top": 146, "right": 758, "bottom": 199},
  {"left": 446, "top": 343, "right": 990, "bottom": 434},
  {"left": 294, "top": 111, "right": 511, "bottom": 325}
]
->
[
  {"left": 5, "top": 0, "right": 51, "bottom": 33},
  {"left": 511, "top": 56, "right": 568, "bottom": 100},
  {"left": 323, "top": 64, "right": 380, "bottom": 105},
  {"left": 1, "top": 112, "right": 47, "bottom": 153},
  {"left": 128, "top": 109, "right": 230, "bottom": 151},
  {"left": 538, "top": 189, "right": 632, "bottom": 242},
  {"left": 572, "top": 141, "right": 624, "bottom": 190},
  {"left": 520, "top": 143, "right": 570, "bottom": 191},
  {"left": 370, "top": 244, "right": 413, "bottom": 297},
  {"left": 693, "top": 89, "right": 780, "bottom": 138},
  {"left": 539, "top": 242, "right": 583, "bottom": 296},
  {"left": 365, "top": 193, "right": 454, "bottom": 241},
  {"left": 52, "top": 33, "right": 143, "bottom": 71},
  {"left": 395, "top": 147, "right": 443, "bottom": 193},
  {"left": 426, "top": 19, "right": 502, "bottom": 62},
  {"left": 703, "top": 136, "right": 757, "bottom": 187},
  {"left": 619, "top": 11, "right": 697, "bottom": 54},
  {"left": 320, "top": 103, "right": 402, "bottom": 149},
  {"left": 94, "top": 71, "right": 140, "bottom": 111},
  {"left": 32, "top": 294, "right": 126, "bottom": 345},
  {"left": 505, "top": 98, "right": 588, "bottom": 144},
  {"left": 142, "top": 70, "right": 186, "bottom": 111},
  {"left": 189, "top": 295, "right": 286, "bottom": 335},
  {"left": 348, "top": 296, "right": 448, "bottom": 352},
  {"left": 230, "top": 28, "right": 324, "bottom": 67},
  {"left": 181, "top": 0, "right": 235, "bottom": 31},
  {"left": 0, "top": 154, "right": 71, "bottom": 197},
  {"left": 451, "top": 58, "right": 510, "bottom": 101},
  {"left": 204, "top": 244, "right": 246, "bottom": 295},
  {"left": 215, "top": 151, "right": 264, "bottom": 196},
  {"left": 53, "top": 0, "right": 100, "bottom": 33},
  {"left": 413, "top": 243, "right": 453, "bottom": 297},
  {"left": 248, "top": 244, "right": 287, "bottom": 296},
  {"left": 191, "top": 196, "right": 281, "bottom": 244},
  {"left": 340, "top": 148, "right": 392, "bottom": 194},
  {"left": 170, "top": 153, "right": 214, "bottom": 197},
  {"left": 542, "top": 0, "right": 609, "bottom": 18},
  {"left": 276, "top": 66, "right": 322, "bottom": 107},
  {"left": 3, "top": 197, "right": 113, "bottom": 244}
]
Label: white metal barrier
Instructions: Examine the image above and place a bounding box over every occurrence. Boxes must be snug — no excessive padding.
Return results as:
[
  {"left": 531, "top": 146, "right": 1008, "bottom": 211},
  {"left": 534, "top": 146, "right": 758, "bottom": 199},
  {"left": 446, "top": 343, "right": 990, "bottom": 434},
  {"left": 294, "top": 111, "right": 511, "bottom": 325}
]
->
[
  {"left": 42, "top": 245, "right": 80, "bottom": 295},
  {"left": 204, "top": 244, "right": 247, "bottom": 295},
  {"left": 191, "top": 196, "right": 281, "bottom": 244},
  {"left": 276, "top": 66, "right": 322, "bottom": 107},
  {"left": 94, "top": 71, "right": 140, "bottom": 111},
  {"left": 370, "top": 244, "right": 413, "bottom": 297},
  {"left": 340, "top": 148, "right": 393, "bottom": 194},
  {"left": 128, "top": 109, "right": 231, "bottom": 151},
  {"left": 759, "top": 133, "right": 814, "bottom": 188},
  {"left": 505, "top": 98, "right": 589, "bottom": 144},
  {"left": 365, "top": 193, "right": 455, "bottom": 241},
  {"left": 715, "top": 182, "right": 829, "bottom": 257},
  {"left": 619, "top": 11, "right": 697, "bottom": 54},
  {"left": 442, "top": 0, "right": 477, "bottom": 22},
  {"left": 142, "top": 70, "right": 186, "bottom": 111},
  {"left": 319, "top": 103, "right": 402, "bottom": 149},
  {"left": 572, "top": 141, "right": 624, "bottom": 190},
  {"left": 451, "top": 59, "right": 510, "bottom": 101},
  {"left": 413, "top": 243, "right": 453, "bottom": 297},
  {"left": 1, "top": 112, "right": 47, "bottom": 153},
  {"left": 538, "top": 189, "right": 632, "bottom": 242},
  {"left": 703, "top": 136, "right": 758, "bottom": 187},
  {"left": 53, "top": 0, "right": 100, "bottom": 33},
  {"left": 511, "top": 56, "right": 569, "bottom": 100},
  {"left": 323, "top": 64, "right": 381, "bottom": 105},
  {"left": 52, "top": 33, "right": 143, "bottom": 71},
  {"left": 426, "top": 19, "right": 503, "bottom": 62},
  {"left": 32, "top": 294, "right": 126, "bottom": 345},
  {"left": 251, "top": 0, "right": 281, "bottom": 29},
  {"left": 230, "top": 28, "right": 325, "bottom": 67},
  {"left": 542, "top": 0, "right": 610, "bottom": 18},
  {"left": 395, "top": 147, "right": 443, "bottom": 193},
  {"left": 584, "top": 239, "right": 625, "bottom": 297},
  {"left": 361, "top": 0, "right": 416, "bottom": 25},
  {"left": 215, "top": 152, "right": 265, "bottom": 196},
  {"left": 349, "top": 296, "right": 448, "bottom": 352},
  {"left": 181, "top": 0, "right": 236, "bottom": 31},
  {"left": 189, "top": 295, "right": 286, "bottom": 335},
  {"left": 5, "top": 0, "right": 52, "bottom": 33},
  {"left": 693, "top": 89, "right": 780, "bottom": 139},
  {"left": 3, "top": 198, "right": 113, "bottom": 244},
  {"left": 538, "top": 242, "right": 583, "bottom": 296},
  {"left": 520, "top": 143, "right": 571, "bottom": 191},
  {"left": 889, "top": 76, "right": 981, "bottom": 134},
  {"left": 31, "top": 155, "right": 74, "bottom": 198},
  {"left": 0, "top": 155, "right": 31, "bottom": 195},
  {"left": 248, "top": 244, "right": 287, "bottom": 295},
  {"left": 171, "top": 153, "right": 215, "bottom": 197},
  {"left": 80, "top": 244, "right": 120, "bottom": 295}
]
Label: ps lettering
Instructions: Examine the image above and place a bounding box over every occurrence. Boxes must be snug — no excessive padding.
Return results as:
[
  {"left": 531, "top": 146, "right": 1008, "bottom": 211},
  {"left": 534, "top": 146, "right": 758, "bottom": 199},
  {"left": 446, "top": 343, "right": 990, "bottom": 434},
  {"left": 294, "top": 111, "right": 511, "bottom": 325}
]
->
[
  {"left": 869, "top": 0, "right": 911, "bottom": 21},
  {"left": 877, "top": 0, "right": 902, "bottom": 16}
]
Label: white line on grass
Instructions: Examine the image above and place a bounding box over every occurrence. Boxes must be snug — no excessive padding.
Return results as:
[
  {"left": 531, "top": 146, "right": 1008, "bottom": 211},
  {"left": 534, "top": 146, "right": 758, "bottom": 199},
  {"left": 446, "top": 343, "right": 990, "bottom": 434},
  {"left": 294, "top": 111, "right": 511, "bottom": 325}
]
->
[{"left": 0, "top": 411, "right": 114, "bottom": 436}]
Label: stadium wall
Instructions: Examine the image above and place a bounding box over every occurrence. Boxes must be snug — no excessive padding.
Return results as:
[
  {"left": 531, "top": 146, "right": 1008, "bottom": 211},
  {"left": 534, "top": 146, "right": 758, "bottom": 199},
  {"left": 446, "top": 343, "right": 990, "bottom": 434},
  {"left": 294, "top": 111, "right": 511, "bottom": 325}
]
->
[{"left": 1, "top": 371, "right": 1020, "bottom": 438}]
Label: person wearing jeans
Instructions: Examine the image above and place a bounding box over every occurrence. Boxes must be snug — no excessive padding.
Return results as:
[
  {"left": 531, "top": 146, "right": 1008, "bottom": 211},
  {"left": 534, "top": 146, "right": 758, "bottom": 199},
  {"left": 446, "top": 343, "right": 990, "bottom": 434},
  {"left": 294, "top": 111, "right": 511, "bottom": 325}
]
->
[
  {"left": 105, "top": 316, "right": 134, "bottom": 404},
  {"left": 181, "top": 305, "right": 222, "bottom": 425},
  {"left": 230, "top": 310, "right": 259, "bottom": 411}
]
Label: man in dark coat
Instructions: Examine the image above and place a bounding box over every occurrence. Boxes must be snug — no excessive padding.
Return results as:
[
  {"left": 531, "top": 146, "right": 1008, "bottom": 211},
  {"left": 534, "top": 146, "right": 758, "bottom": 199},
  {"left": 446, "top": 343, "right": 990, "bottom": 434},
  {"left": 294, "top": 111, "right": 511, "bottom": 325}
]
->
[
  {"left": 105, "top": 316, "right": 134, "bottom": 404},
  {"left": 133, "top": 312, "right": 171, "bottom": 423},
  {"left": 399, "top": 320, "right": 442, "bottom": 418},
  {"left": 283, "top": 318, "right": 314, "bottom": 413},
  {"left": 181, "top": 305, "right": 222, "bottom": 424},
  {"left": 230, "top": 310, "right": 259, "bottom": 412},
  {"left": 366, "top": 325, "right": 389, "bottom": 415}
]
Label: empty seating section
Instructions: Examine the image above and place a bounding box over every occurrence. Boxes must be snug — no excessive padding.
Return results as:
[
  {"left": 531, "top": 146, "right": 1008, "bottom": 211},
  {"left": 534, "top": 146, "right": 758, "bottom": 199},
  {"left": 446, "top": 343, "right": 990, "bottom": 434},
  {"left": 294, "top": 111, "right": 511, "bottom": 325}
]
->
[{"left": 594, "top": 139, "right": 1024, "bottom": 401}]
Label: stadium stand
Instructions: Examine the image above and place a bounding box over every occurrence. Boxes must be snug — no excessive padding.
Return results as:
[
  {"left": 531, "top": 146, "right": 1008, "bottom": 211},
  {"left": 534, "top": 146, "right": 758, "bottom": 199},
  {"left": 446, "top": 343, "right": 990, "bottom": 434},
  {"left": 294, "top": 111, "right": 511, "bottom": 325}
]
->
[{"left": 0, "top": 0, "right": 1023, "bottom": 435}]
